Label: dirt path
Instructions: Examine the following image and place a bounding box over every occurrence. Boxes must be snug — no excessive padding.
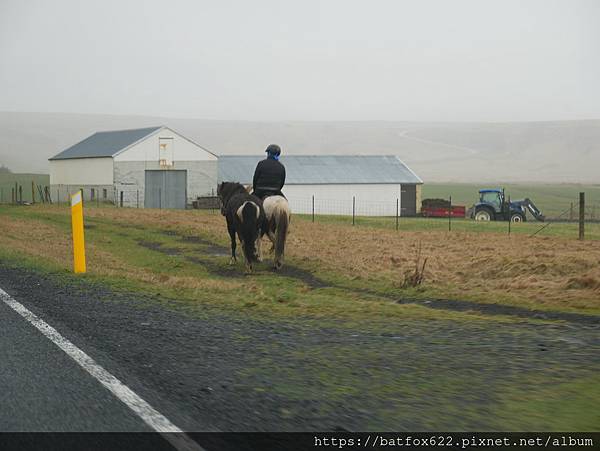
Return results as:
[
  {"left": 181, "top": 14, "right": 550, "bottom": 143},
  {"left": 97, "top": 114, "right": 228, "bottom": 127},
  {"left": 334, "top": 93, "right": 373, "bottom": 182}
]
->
[{"left": 143, "top": 230, "right": 600, "bottom": 325}]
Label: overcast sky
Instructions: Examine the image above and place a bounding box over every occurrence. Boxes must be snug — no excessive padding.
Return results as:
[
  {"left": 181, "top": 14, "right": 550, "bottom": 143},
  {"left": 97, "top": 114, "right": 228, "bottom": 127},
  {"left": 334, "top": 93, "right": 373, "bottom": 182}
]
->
[{"left": 0, "top": 0, "right": 598, "bottom": 122}]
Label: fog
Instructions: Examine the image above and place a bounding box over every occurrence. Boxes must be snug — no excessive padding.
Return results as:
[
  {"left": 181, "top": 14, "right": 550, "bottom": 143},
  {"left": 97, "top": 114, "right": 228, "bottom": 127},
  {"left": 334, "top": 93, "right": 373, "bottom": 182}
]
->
[{"left": 1, "top": 0, "right": 599, "bottom": 122}]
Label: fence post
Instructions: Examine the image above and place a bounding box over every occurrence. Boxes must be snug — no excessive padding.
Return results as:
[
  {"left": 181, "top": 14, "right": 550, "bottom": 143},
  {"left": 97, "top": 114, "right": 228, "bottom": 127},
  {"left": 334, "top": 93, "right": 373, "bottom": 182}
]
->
[
  {"left": 569, "top": 202, "right": 574, "bottom": 221},
  {"left": 11, "top": 188, "right": 15, "bottom": 204},
  {"left": 32, "top": 181, "right": 36, "bottom": 204},
  {"left": 508, "top": 196, "right": 511, "bottom": 236},
  {"left": 396, "top": 198, "right": 399, "bottom": 231},
  {"left": 448, "top": 195, "right": 452, "bottom": 232},
  {"left": 311, "top": 195, "right": 314, "bottom": 223},
  {"left": 352, "top": 196, "right": 355, "bottom": 226},
  {"left": 19, "top": 185, "right": 22, "bottom": 203},
  {"left": 137, "top": 190, "right": 139, "bottom": 208},
  {"left": 579, "top": 192, "right": 585, "bottom": 240},
  {"left": 120, "top": 191, "right": 124, "bottom": 208},
  {"left": 159, "top": 188, "right": 162, "bottom": 210}
]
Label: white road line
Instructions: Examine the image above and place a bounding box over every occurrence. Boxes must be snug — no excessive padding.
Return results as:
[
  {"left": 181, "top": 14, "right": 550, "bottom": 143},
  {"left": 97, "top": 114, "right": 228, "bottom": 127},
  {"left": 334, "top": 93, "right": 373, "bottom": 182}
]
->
[{"left": 0, "top": 287, "right": 205, "bottom": 451}]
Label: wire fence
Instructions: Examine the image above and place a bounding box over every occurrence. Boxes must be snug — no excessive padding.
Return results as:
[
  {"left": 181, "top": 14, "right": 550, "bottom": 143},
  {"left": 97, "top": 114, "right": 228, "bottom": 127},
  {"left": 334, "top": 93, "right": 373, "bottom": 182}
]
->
[
  {"left": 284, "top": 193, "right": 600, "bottom": 241},
  {"left": 2, "top": 184, "right": 598, "bottom": 240},
  {"left": 0, "top": 182, "right": 52, "bottom": 204}
]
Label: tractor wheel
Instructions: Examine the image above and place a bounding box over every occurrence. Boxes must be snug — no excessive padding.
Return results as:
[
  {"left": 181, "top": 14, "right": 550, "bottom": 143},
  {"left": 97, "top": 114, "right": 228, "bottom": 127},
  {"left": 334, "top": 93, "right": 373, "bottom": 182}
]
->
[
  {"left": 510, "top": 213, "right": 524, "bottom": 223},
  {"left": 474, "top": 209, "right": 492, "bottom": 221}
]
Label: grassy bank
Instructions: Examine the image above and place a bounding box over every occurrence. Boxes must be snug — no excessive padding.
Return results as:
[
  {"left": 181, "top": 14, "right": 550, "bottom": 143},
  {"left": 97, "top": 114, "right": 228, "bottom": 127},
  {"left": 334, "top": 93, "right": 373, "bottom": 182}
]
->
[{"left": 1, "top": 204, "right": 599, "bottom": 318}]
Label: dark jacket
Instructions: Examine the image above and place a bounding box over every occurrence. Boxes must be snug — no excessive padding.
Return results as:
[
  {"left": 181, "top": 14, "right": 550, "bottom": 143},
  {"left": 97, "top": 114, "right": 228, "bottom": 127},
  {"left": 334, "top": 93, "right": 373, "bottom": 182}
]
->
[{"left": 252, "top": 157, "right": 286, "bottom": 197}]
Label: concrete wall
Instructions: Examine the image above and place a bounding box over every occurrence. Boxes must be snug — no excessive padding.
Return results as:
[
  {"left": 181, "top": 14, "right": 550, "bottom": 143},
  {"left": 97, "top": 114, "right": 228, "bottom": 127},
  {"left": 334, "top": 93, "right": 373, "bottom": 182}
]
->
[
  {"left": 283, "top": 183, "right": 420, "bottom": 216},
  {"left": 113, "top": 160, "right": 218, "bottom": 208},
  {"left": 49, "top": 158, "right": 113, "bottom": 186}
]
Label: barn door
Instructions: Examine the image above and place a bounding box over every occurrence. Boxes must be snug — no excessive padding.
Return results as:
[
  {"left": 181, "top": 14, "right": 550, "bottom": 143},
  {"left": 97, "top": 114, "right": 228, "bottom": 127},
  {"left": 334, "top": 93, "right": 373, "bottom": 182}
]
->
[
  {"left": 164, "top": 170, "right": 187, "bottom": 209},
  {"left": 400, "top": 184, "right": 416, "bottom": 216},
  {"left": 144, "top": 170, "right": 187, "bottom": 209}
]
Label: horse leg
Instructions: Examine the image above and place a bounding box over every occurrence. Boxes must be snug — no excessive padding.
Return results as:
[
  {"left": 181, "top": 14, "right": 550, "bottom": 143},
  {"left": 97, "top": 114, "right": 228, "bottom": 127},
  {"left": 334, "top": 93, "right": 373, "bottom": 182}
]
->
[
  {"left": 228, "top": 222, "right": 237, "bottom": 265},
  {"left": 256, "top": 234, "right": 263, "bottom": 262},
  {"left": 243, "top": 241, "right": 253, "bottom": 273},
  {"left": 267, "top": 217, "right": 277, "bottom": 253},
  {"left": 267, "top": 230, "right": 276, "bottom": 253},
  {"left": 273, "top": 211, "right": 289, "bottom": 270}
]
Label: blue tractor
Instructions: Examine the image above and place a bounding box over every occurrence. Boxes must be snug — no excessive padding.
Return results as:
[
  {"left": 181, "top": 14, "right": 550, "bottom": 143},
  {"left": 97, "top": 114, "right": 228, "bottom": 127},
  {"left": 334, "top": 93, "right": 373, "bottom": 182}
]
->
[{"left": 472, "top": 189, "right": 545, "bottom": 222}]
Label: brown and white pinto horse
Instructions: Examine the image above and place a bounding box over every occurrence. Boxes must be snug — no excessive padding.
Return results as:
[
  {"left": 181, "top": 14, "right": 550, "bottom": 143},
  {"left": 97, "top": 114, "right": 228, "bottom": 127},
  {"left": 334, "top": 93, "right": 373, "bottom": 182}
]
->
[{"left": 217, "top": 182, "right": 266, "bottom": 273}]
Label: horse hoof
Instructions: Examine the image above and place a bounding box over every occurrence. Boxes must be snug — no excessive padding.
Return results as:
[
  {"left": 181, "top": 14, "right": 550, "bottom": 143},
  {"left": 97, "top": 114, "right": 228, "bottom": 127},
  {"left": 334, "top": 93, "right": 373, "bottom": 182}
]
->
[{"left": 229, "top": 257, "right": 236, "bottom": 265}]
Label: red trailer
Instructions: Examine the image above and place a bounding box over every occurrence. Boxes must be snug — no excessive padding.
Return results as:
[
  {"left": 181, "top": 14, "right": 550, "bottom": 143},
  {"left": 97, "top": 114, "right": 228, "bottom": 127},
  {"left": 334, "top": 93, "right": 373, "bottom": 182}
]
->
[{"left": 421, "top": 205, "right": 466, "bottom": 218}]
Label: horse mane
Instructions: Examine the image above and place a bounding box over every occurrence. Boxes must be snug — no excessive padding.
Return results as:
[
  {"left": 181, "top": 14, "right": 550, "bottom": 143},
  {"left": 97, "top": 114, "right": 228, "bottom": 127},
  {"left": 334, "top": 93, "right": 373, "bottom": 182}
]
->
[{"left": 218, "top": 182, "right": 248, "bottom": 204}]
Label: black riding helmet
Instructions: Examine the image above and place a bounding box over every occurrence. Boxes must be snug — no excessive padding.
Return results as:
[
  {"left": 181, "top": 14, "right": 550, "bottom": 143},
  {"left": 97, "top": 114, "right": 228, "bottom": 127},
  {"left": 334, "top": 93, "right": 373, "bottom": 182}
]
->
[{"left": 265, "top": 144, "right": 281, "bottom": 157}]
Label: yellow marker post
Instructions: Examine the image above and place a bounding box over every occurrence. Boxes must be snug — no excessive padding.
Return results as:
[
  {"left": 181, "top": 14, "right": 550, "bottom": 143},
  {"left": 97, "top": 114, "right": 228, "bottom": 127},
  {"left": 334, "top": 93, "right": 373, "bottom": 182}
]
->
[{"left": 71, "top": 190, "right": 86, "bottom": 273}]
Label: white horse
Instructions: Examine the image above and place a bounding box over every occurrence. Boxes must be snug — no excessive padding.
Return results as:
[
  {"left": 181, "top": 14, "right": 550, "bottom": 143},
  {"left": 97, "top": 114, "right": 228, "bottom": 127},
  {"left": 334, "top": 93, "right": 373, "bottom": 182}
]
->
[{"left": 261, "top": 195, "right": 291, "bottom": 270}]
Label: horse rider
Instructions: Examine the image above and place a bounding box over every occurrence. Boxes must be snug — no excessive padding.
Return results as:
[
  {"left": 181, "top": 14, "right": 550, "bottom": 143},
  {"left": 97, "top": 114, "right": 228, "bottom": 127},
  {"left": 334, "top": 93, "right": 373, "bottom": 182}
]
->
[{"left": 252, "top": 144, "right": 286, "bottom": 200}]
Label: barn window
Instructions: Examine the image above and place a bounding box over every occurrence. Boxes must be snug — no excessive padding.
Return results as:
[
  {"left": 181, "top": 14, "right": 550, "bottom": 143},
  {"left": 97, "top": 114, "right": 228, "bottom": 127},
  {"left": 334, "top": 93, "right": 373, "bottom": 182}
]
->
[{"left": 159, "top": 138, "right": 174, "bottom": 167}]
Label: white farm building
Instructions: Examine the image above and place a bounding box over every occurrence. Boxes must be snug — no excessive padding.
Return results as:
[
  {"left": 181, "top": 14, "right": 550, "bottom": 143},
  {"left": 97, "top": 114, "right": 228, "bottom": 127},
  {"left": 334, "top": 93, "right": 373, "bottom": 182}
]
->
[
  {"left": 49, "top": 126, "right": 217, "bottom": 208},
  {"left": 219, "top": 155, "right": 423, "bottom": 216},
  {"left": 49, "top": 127, "right": 423, "bottom": 215}
]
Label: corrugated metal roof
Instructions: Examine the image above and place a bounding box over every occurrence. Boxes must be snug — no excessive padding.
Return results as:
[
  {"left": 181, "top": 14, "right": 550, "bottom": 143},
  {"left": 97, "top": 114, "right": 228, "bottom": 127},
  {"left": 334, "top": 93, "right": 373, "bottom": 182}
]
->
[
  {"left": 49, "top": 126, "right": 163, "bottom": 160},
  {"left": 218, "top": 155, "right": 422, "bottom": 184}
]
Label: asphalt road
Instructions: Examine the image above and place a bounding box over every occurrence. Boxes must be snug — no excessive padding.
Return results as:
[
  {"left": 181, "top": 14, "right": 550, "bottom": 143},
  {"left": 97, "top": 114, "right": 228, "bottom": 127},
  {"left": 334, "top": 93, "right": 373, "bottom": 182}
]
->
[
  {"left": 1, "top": 261, "right": 599, "bottom": 450},
  {"left": 0, "top": 297, "right": 152, "bottom": 432}
]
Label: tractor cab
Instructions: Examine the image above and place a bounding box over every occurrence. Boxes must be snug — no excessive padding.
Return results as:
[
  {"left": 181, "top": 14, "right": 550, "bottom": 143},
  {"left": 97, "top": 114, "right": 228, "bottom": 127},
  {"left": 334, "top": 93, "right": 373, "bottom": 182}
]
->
[
  {"left": 479, "top": 189, "right": 503, "bottom": 211},
  {"left": 473, "top": 188, "right": 527, "bottom": 222}
]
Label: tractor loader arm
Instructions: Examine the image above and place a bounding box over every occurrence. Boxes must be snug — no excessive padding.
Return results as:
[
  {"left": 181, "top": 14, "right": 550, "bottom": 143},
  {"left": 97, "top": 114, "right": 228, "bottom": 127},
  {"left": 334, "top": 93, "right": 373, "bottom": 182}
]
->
[{"left": 514, "top": 198, "right": 545, "bottom": 221}]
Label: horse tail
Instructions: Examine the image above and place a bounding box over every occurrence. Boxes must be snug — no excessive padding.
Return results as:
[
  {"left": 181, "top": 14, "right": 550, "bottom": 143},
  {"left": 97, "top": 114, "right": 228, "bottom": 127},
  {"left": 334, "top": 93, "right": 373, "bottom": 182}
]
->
[
  {"left": 237, "top": 201, "right": 260, "bottom": 264},
  {"left": 274, "top": 203, "right": 290, "bottom": 269}
]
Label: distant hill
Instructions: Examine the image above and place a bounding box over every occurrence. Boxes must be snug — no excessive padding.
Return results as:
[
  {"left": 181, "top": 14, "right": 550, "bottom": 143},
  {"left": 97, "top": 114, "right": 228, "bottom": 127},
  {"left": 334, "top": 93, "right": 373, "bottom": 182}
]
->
[{"left": 0, "top": 112, "right": 598, "bottom": 183}]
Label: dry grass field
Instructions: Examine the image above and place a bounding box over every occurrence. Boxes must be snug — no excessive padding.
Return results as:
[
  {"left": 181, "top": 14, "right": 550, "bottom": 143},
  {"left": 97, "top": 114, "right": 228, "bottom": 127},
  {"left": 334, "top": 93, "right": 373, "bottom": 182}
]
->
[
  {"left": 290, "top": 222, "right": 600, "bottom": 312},
  {"left": 1, "top": 204, "right": 598, "bottom": 315}
]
